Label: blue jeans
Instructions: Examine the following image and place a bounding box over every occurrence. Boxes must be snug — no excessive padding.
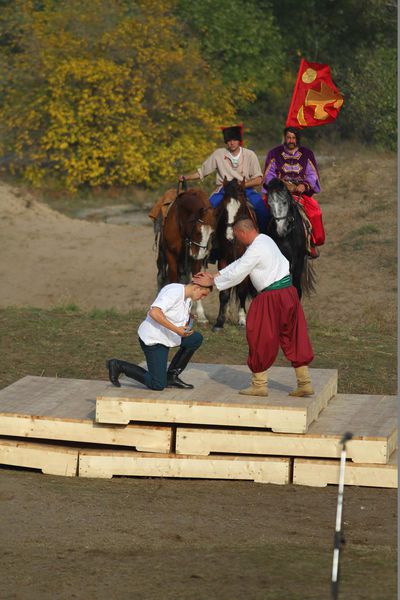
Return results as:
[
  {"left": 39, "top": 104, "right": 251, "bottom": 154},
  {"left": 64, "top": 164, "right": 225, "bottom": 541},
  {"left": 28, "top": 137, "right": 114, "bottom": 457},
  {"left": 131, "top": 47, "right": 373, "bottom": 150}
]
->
[
  {"left": 209, "top": 187, "right": 269, "bottom": 234},
  {"left": 139, "top": 331, "right": 203, "bottom": 390}
]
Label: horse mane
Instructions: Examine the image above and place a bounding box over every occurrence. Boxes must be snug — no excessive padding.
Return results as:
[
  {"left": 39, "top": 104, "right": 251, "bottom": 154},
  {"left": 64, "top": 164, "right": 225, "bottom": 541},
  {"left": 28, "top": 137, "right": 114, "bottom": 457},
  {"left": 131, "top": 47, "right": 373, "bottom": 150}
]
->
[
  {"left": 177, "top": 188, "right": 208, "bottom": 213},
  {"left": 223, "top": 178, "right": 242, "bottom": 198},
  {"left": 265, "top": 177, "right": 287, "bottom": 194}
]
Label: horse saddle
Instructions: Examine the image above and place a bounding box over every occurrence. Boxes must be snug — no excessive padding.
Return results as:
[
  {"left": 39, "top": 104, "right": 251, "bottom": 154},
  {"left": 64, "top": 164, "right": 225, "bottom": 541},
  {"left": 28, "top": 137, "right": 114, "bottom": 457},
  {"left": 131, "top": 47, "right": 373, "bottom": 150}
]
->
[{"left": 148, "top": 188, "right": 177, "bottom": 225}]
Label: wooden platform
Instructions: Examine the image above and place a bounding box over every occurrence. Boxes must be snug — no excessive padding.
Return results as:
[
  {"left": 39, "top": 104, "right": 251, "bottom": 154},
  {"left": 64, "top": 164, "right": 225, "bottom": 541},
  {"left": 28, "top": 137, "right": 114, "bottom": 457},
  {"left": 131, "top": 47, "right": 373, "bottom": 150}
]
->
[
  {"left": 0, "top": 373, "right": 394, "bottom": 488},
  {"left": 78, "top": 449, "right": 290, "bottom": 483},
  {"left": 293, "top": 452, "right": 398, "bottom": 488},
  {"left": 0, "top": 376, "right": 172, "bottom": 452},
  {"left": 175, "top": 394, "right": 397, "bottom": 464},
  {"left": 96, "top": 364, "right": 337, "bottom": 434},
  {"left": 0, "top": 438, "right": 78, "bottom": 476}
]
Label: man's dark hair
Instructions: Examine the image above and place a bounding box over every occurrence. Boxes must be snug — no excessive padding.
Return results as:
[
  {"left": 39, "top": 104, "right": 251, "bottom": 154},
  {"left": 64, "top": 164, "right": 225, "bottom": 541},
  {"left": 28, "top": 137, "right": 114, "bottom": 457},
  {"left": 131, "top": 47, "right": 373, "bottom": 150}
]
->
[
  {"left": 284, "top": 126, "right": 301, "bottom": 144},
  {"left": 232, "top": 215, "right": 258, "bottom": 231},
  {"left": 192, "top": 281, "right": 214, "bottom": 291}
]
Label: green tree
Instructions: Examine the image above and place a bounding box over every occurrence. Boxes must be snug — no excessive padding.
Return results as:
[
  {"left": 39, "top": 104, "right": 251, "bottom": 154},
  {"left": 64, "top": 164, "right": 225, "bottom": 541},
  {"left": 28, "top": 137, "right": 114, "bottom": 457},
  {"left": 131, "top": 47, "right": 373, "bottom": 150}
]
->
[
  {"left": 176, "top": 0, "right": 286, "bottom": 139},
  {"left": 341, "top": 46, "right": 396, "bottom": 149},
  {"left": 0, "top": 0, "right": 238, "bottom": 190},
  {"left": 267, "top": 0, "right": 397, "bottom": 146}
]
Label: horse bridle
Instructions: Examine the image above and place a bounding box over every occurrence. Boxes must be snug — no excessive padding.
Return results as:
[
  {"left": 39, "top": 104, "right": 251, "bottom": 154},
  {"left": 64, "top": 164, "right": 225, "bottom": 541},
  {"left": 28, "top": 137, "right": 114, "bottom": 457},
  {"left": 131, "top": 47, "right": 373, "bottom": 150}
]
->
[
  {"left": 184, "top": 208, "right": 213, "bottom": 251},
  {"left": 273, "top": 214, "right": 295, "bottom": 223},
  {"left": 269, "top": 194, "right": 296, "bottom": 233}
]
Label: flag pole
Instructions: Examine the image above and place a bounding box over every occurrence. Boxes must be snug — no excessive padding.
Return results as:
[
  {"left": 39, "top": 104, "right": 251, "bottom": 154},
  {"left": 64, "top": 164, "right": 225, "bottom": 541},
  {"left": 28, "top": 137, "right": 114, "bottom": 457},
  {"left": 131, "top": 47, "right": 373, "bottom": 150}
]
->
[
  {"left": 331, "top": 431, "right": 353, "bottom": 600},
  {"left": 286, "top": 58, "right": 305, "bottom": 127}
]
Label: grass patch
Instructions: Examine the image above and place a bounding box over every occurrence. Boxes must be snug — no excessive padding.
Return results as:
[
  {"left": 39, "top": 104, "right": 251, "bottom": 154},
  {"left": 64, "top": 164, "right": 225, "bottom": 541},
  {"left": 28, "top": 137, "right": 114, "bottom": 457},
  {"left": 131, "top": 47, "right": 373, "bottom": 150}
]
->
[
  {"left": 353, "top": 224, "right": 380, "bottom": 236},
  {"left": 88, "top": 307, "right": 119, "bottom": 319},
  {"left": 0, "top": 306, "right": 396, "bottom": 394}
]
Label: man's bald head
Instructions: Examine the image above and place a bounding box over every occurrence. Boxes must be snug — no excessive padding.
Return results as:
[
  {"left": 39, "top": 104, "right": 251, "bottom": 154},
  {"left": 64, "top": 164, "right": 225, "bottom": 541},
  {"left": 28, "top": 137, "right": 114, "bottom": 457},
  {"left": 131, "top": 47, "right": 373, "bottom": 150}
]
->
[
  {"left": 232, "top": 216, "right": 259, "bottom": 246},
  {"left": 232, "top": 217, "right": 257, "bottom": 232}
]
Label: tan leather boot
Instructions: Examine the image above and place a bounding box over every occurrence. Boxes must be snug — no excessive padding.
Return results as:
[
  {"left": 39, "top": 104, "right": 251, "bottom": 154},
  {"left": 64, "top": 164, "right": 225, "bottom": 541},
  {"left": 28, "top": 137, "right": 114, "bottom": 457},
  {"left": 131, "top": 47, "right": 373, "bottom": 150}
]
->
[
  {"left": 239, "top": 371, "right": 268, "bottom": 396},
  {"left": 289, "top": 366, "right": 314, "bottom": 397}
]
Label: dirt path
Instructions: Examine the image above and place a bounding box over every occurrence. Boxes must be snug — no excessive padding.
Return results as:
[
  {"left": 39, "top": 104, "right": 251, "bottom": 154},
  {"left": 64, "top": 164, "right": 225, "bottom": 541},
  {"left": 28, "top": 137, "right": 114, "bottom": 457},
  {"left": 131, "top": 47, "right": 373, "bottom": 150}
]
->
[
  {"left": 0, "top": 470, "right": 396, "bottom": 600},
  {"left": 0, "top": 151, "right": 396, "bottom": 327}
]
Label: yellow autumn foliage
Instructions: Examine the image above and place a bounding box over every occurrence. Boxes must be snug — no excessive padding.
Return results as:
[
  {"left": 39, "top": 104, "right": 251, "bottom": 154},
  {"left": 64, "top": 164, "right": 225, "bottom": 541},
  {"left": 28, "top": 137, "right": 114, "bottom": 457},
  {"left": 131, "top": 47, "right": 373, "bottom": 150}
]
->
[{"left": 0, "top": 0, "right": 243, "bottom": 190}]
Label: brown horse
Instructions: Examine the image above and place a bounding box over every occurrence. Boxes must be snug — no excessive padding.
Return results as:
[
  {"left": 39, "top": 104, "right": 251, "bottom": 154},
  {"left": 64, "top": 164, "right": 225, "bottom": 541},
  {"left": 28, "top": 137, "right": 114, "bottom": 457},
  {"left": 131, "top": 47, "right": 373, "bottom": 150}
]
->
[
  {"left": 212, "top": 178, "right": 257, "bottom": 331},
  {"left": 157, "top": 186, "right": 215, "bottom": 322}
]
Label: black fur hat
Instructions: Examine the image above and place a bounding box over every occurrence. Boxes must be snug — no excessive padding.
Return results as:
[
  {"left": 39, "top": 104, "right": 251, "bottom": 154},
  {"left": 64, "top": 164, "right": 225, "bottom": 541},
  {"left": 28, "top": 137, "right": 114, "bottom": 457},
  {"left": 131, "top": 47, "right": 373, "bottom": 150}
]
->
[{"left": 222, "top": 124, "right": 243, "bottom": 143}]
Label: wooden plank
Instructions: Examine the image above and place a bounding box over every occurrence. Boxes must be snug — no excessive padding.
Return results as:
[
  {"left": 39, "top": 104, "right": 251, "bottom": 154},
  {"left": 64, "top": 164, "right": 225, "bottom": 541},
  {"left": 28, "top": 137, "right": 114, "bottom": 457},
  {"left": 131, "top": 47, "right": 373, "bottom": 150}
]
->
[
  {"left": 293, "top": 452, "right": 398, "bottom": 488},
  {"left": 0, "top": 438, "right": 78, "bottom": 476},
  {"left": 96, "top": 364, "right": 337, "bottom": 434},
  {"left": 176, "top": 394, "right": 397, "bottom": 464},
  {"left": 0, "top": 377, "right": 172, "bottom": 452},
  {"left": 78, "top": 449, "right": 290, "bottom": 484}
]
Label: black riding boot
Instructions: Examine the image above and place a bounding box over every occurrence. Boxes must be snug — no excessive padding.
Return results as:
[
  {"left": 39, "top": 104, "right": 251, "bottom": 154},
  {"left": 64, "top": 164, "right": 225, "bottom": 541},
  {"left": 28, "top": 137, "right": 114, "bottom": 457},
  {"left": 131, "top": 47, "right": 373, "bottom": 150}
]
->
[
  {"left": 167, "top": 348, "right": 196, "bottom": 389},
  {"left": 106, "top": 359, "right": 147, "bottom": 388}
]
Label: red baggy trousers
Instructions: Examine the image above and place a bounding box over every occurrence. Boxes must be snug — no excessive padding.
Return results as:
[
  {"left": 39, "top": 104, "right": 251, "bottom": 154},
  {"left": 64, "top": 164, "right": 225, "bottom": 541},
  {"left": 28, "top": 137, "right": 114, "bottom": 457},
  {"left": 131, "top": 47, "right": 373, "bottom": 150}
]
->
[{"left": 246, "top": 286, "right": 313, "bottom": 373}]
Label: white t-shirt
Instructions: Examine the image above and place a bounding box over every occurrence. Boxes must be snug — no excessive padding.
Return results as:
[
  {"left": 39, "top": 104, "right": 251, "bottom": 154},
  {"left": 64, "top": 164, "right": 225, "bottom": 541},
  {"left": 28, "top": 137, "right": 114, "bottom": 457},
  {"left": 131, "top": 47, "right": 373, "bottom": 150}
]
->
[
  {"left": 138, "top": 284, "right": 192, "bottom": 347},
  {"left": 215, "top": 234, "right": 290, "bottom": 293}
]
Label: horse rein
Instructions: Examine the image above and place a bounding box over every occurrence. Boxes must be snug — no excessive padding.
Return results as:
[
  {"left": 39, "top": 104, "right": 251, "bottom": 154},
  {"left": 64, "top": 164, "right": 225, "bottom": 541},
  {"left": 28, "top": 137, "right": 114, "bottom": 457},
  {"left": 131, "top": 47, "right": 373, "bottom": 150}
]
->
[
  {"left": 184, "top": 208, "right": 213, "bottom": 250},
  {"left": 269, "top": 192, "right": 296, "bottom": 230}
]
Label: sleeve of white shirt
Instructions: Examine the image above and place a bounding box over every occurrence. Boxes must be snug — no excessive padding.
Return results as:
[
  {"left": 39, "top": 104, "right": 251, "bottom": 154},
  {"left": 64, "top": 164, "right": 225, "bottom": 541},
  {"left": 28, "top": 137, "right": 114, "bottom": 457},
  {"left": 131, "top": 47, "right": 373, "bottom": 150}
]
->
[
  {"left": 151, "top": 286, "right": 180, "bottom": 312},
  {"left": 214, "top": 243, "right": 260, "bottom": 290},
  {"left": 197, "top": 151, "right": 217, "bottom": 180}
]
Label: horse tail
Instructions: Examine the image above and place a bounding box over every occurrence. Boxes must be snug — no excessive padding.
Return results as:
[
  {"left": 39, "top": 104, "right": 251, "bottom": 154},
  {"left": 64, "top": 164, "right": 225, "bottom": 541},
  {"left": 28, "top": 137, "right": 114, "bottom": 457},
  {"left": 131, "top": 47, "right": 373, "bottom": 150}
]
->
[{"left": 301, "top": 258, "right": 317, "bottom": 297}]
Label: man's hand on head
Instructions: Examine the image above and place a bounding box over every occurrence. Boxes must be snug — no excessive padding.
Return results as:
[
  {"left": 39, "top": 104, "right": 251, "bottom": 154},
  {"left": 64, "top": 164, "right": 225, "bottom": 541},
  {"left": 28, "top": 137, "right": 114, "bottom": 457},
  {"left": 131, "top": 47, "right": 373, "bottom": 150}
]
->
[{"left": 193, "top": 272, "right": 215, "bottom": 287}]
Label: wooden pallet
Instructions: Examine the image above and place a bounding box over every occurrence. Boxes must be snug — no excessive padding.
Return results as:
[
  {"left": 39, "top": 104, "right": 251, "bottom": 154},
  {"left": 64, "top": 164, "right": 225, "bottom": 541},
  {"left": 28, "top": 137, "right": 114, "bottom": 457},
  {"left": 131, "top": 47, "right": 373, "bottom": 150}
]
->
[
  {"left": 96, "top": 364, "right": 337, "bottom": 434},
  {"left": 0, "top": 376, "right": 172, "bottom": 452},
  {"left": 293, "top": 452, "right": 398, "bottom": 488},
  {"left": 175, "top": 394, "right": 397, "bottom": 464},
  {"left": 78, "top": 449, "right": 290, "bottom": 483},
  {"left": 0, "top": 438, "right": 78, "bottom": 476}
]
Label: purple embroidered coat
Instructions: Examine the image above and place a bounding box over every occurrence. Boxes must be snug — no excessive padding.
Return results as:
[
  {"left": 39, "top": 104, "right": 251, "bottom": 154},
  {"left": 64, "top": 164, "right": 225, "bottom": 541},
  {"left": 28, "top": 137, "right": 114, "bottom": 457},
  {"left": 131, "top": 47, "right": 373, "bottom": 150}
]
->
[{"left": 262, "top": 144, "right": 320, "bottom": 195}]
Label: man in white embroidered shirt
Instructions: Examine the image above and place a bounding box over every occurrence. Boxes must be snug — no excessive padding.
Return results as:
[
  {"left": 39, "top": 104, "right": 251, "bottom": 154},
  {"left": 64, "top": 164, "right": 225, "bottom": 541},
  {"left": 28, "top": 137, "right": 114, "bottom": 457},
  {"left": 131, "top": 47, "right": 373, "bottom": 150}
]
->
[{"left": 193, "top": 217, "right": 314, "bottom": 397}]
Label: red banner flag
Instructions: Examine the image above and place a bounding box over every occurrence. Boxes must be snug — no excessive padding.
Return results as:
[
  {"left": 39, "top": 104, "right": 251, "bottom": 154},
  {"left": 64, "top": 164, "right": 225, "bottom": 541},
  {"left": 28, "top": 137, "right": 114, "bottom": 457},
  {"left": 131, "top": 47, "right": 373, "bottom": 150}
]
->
[{"left": 286, "top": 59, "right": 344, "bottom": 129}]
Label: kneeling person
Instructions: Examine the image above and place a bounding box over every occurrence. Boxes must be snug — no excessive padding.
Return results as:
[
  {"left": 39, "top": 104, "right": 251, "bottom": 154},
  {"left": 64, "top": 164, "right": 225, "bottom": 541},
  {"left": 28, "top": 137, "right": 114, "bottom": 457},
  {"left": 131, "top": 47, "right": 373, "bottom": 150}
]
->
[{"left": 106, "top": 282, "right": 212, "bottom": 390}]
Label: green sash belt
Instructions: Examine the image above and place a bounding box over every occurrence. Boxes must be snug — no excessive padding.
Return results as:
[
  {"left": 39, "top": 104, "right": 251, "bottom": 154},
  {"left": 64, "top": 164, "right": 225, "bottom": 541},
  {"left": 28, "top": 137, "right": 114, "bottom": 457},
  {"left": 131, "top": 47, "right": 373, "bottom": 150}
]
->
[{"left": 261, "top": 274, "right": 292, "bottom": 292}]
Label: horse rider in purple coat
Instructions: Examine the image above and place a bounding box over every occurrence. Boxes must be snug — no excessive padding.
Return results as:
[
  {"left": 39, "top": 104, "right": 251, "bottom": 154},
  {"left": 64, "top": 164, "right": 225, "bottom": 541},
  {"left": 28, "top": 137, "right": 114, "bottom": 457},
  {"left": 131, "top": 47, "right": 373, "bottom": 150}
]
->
[{"left": 262, "top": 126, "right": 320, "bottom": 199}]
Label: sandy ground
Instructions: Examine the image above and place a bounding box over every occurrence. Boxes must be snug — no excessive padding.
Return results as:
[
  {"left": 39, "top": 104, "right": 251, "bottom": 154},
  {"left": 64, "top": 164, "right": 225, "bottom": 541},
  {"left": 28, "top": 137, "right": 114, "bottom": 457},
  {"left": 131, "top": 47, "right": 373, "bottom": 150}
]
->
[
  {"left": 0, "top": 152, "right": 397, "bottom": 599},
  {"left": 0, "top": 151, "right": 396, "bottom": 327},
  {"left": 0, "top": 470, "right": 396, "bottom": 600}
]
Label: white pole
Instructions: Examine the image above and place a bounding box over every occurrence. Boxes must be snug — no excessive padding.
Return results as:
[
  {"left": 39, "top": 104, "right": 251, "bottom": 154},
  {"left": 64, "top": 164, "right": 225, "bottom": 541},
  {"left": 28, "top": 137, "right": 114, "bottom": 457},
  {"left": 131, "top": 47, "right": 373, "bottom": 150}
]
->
[{"left": 331, "top": 432, "right": 353, "bottom": 600}]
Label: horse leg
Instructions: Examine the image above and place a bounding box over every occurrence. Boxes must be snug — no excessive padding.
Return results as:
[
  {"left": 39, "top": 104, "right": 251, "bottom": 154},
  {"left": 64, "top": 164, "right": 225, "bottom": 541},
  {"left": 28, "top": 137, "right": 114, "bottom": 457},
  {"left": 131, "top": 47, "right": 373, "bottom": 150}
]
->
[
  {"left": 191, "top": 259, "right": 209, "bottom": 323},
  {"left": 212, "top": 289, "right": 230, "bottom": 332},
  {"left": 165, "top": 248, "right": 179, "bottom": 283},
  {"left": 156, "top": 246, "right": 168, "bottom": 291},
  {"left": 291, "top": 256, "right": 303, "bottom": 299},
  {"left": 237, "top": 284, "right": 248, "bottom": 327},
  {"left": 194, "top": 299, "right": 208, "bottom": 324}
]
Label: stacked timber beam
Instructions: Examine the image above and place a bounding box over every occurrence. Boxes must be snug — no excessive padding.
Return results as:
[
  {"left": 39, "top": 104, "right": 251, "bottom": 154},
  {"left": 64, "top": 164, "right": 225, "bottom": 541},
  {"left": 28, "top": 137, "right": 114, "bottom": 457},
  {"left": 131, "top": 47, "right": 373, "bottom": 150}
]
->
[{"left": 0, "top": 364, "right": 397, "bottom": 488}]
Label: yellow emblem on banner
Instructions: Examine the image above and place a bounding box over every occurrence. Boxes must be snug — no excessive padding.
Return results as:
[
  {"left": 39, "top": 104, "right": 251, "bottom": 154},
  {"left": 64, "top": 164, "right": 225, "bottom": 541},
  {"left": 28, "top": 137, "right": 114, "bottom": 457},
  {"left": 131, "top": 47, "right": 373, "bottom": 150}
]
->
[
  {"left": 296, "top": 105, "right": 307, "bottom": 126},
  {"left": 301, "top": 68, "right": 317, "bottom": 83},
  {"left": 306, "top": 82, "right": 344, "bottom": 120}
]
